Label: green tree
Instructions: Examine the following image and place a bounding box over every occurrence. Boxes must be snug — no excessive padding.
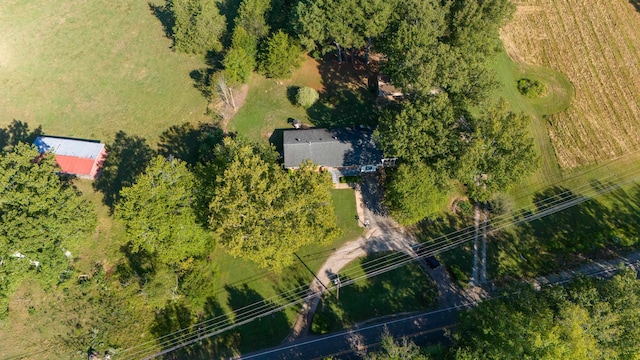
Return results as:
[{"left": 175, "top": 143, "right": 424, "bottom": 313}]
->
[
  {"left": 208, "top": 138, "right": 339, "bottom": 271},
  {"left": 115, "top": 156, "right": 209, "bottom": 268},
  {"left": 384, "top": 163, "right": 449, "bottom": 225},
  {"left": 365, "top": 332, "right": 431, "bottom": 360},
  {"left": 167, "top": 0, "right": 227, "bottom": 55},
  {"left": 378, "top": 0, "right": 449, "bottom": 95},
  {"left": 224, "top": 47, "right": 255, "bottom": 84},
  {"left": 258, "top": 30, "right": 302, "bottom": 79},
  {"left": 454, "top": 271, "right": 640, "bottom": 359},
  {"left": 375, "top": 93, "right": 461, "bottom": 172},
  {"left": 235, "top": 0, "right": 271, "bottom": 39},
  {"left": 459, "top": 100, "right": 540, "bottom": 202},
  {"left": 295, "top": 86, "right": 319, "bottom": 108},
  {"left": 294, "top": 0, "right": 367, "bottom": 61},
  {"left": 0, "top": 144, "right": 96, "bottom": 318}
]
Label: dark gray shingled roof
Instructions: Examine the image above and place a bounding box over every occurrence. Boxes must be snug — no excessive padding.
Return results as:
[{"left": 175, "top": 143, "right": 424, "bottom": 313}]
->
[{"left": 283, "top": 128, "right": 382, "bottom": 168}]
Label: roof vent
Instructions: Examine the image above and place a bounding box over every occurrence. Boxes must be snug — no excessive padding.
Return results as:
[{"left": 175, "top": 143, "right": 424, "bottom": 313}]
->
[{"left": 295, "top": 138, "right": 300, "bottom": 141}]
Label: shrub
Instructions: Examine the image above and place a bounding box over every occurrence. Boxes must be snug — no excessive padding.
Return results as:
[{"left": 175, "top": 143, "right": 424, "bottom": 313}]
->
[
  {"left": 517, "top": 78, "right": 547, "bottom": 98},
  {"left": 296, "top": 87, "right": 319, "bottom": 108}
]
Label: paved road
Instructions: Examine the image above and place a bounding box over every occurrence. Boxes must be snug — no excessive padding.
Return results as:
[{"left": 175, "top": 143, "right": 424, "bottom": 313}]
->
[
  {"left": 239, "top": 306, "right": 465, "bottom": 360},
  {"left": 237, "top": 252, "right": 640, "bottom": 360}
]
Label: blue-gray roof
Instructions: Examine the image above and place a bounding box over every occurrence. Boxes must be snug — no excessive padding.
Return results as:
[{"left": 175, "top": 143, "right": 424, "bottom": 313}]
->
[
  {"left": 34, "top": 136, "right": 105, "bottom": 159},
  {"left": 283, "top": 128, "right": 382, "bottom": 168}
]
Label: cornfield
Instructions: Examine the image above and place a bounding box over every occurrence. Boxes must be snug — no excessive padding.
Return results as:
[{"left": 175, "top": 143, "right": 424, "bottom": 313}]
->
[{"left": 501, "top": 0, "right": 640, "bottom": 168}]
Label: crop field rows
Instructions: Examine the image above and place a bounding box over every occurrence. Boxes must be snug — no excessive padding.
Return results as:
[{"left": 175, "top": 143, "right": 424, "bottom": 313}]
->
[{"left": 501, "top": 0, "right": 640, "bottom": 169}]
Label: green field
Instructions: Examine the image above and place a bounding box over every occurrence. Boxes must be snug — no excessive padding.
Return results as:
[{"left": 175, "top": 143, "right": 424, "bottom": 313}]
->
[
  {"left": 228, "top": 58, "right": 323, "bottom": 142},
  {"left": 0, "top": 0, "right": 210, "bottom": 143}
]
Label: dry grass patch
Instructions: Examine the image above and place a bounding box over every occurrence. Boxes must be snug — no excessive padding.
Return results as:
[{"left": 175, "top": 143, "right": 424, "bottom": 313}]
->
[{"left": 502, "top": 0, "right": 640, "bottom": 168}]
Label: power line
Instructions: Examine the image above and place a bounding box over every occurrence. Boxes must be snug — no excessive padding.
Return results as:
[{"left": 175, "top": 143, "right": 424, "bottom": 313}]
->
[
  {"left": 119, "top": 168, "right": 639, "bottom": 359},
  {"left": 117, "top": 166, "right": 640, "bottom": 359}
]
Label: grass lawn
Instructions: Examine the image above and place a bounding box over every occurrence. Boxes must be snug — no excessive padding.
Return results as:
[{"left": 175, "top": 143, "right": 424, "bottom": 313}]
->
[
  {"left": 228, "top": 57, "right": 323, "bottom": 142},
  {"left": 229, "top": 55, "right": 378, "bottom": 143},
  {"left": 311, "top": 252, "right": 438, "bottom": 334},
  {"left": 0, "top": 0, "right": 210, "bottom": 143}
]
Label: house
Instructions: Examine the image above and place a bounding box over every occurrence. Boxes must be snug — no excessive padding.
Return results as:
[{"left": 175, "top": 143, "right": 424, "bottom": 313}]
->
[
  {"left": 34, "top": 136, "right": 107, "bottom": 180},
  {"left": 283, "top": 127, "right": 384, "bottom": 182},
  {"left": 374, "top": 74, "right": 403, "bottom": 102}
]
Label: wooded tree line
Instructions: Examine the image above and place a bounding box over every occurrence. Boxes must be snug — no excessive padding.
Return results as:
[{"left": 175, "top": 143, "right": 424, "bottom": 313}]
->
[{"left": 0, "top": 121, "right": 96, "bottom": 319}]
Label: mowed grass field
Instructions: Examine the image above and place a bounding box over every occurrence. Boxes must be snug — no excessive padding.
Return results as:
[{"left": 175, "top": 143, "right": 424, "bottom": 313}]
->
[
  {"left": 501, "top": 0, "right": 640, "bottom": 169},
  {"left": 0, "top": 0, "right": 210, "bottom": 143}
]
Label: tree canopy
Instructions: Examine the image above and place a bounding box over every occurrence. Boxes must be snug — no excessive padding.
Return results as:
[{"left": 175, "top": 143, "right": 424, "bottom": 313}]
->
[
  {"left": 258, "top": 30, "right": 302, "bottom": 79},
  {"left": 166, "top": 0, "right": 227, "bottom": 55},
  {"left": 384, "top": 163, "right": 449, "bottom": 226},
  {"left": 208, "top": 138, "right": 340, "bottom": 271},
  {"left": 0, "top": 144, "right": 95, "bottom": 317},
  {"left": 459, "top": 100, "right": 540, "bottom": 202},
  {"left": 454, "top": 271, "right": 640, "bottom": 359},
  {"left": 375, "top": 93, "right": 461, "bottom": 172},
  {"left": 115, "top": 156, "right": 209, "bottom": 268}
]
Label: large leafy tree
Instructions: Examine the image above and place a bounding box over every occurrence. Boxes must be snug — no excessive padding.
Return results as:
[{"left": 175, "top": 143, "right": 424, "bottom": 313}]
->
[
  {"left": 258, "top": 30, "right": 302, "bottom": 79},
  {"left": 115, "top": 156, "right": 209, "bottom": 268},
  {"left": 459, "top": 100, "right": 540, "bottom": 202},
  {"left": 384, "top": 163, "right": 449, "bottom": 226},
  {"left": 378, "top": 0, "right": 449, "bottom": 95},
  {"left": 454, "top": 271, "right": 640, "bottom": 359},
  {"left": 166, "top": 0, "right": 227, "bottom": 55},
  {"left": 235, "top": 0, "right": 271, "bottom": 39},
  {"left": 208, "top": 138, "right": 339, "bottom": 271},
  {"left": 0, "top": 144, "right": 95, "bottom": 317},
  {"left": 375, "top": 93, "right": 461, "bottom": 171}
]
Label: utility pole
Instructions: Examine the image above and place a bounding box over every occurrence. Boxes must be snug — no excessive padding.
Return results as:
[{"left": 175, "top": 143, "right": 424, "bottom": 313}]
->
[{"left": 333, "top": 275, "right": 341, "bottom": 300}]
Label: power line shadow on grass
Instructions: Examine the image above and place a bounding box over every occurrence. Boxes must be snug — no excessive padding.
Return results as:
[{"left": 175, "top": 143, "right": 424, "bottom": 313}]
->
[
  {"left": 150, "top": 298, "right": 240, "bottom": 359},
  {"left": 491, "top": 184, "right": 640, "bottom": 281},
  {"left": 225, "top": 284, "right": 291, "bottom": 353},
  {"left": 312, "top": 253, "right": 438, "bottom": 334}
]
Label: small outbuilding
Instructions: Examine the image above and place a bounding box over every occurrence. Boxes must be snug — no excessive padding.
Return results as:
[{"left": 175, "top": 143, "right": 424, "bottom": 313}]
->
[{"left": 34, "top": 136, "right": 107, "bottom": 180}]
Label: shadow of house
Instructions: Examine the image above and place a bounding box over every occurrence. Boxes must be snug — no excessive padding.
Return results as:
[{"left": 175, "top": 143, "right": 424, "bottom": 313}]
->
[{"left": 282, "top": 127, "right": 383, "bottom": 183}]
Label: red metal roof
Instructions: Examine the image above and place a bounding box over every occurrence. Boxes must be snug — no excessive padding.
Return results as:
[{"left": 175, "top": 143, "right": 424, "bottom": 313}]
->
[{"left": 54, "top": 155, "right": 96, "bottom": 177}]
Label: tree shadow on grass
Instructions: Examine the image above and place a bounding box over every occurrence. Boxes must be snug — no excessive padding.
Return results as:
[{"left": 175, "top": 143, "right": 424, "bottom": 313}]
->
[
  {"left": 148, "top": 3, "right": 174, "bottom": 40},
  {"left": 150, "top": 298, "right": 241, "bottom": 359},
  {"left": 415, "top": 214, "right": 476, "bottom": 286},
  {"left": 115, "top": 243, "right": 157, "bottom": 288},
  {"left": 491, "top": 184, "right": 640, "bottom": 280},
  {"left": 93, "top": 131, "right": 155, "bottom": 210},
  {"left": 308, "top": 55, "right": 378, "bottom": 128},
  {"left": 225, "top": 284, "right": 290, "bottom": 353},
  {"left": 158, "top": 122, "right": 225, "bottom": 167},
  {"left": 0, "top": 119, "right": 43, "bottom": 151},
  {"left": 630, "top": 0, "right": 640, "bottom": 12}
]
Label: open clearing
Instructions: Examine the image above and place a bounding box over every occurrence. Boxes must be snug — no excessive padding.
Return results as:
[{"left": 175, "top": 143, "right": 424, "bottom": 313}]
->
[
  {"left": 0, "top": 0, "right": 209, "bottom": 143},
  {"left": 501, "top": 0, "right": 640, "bottom": 169}
]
